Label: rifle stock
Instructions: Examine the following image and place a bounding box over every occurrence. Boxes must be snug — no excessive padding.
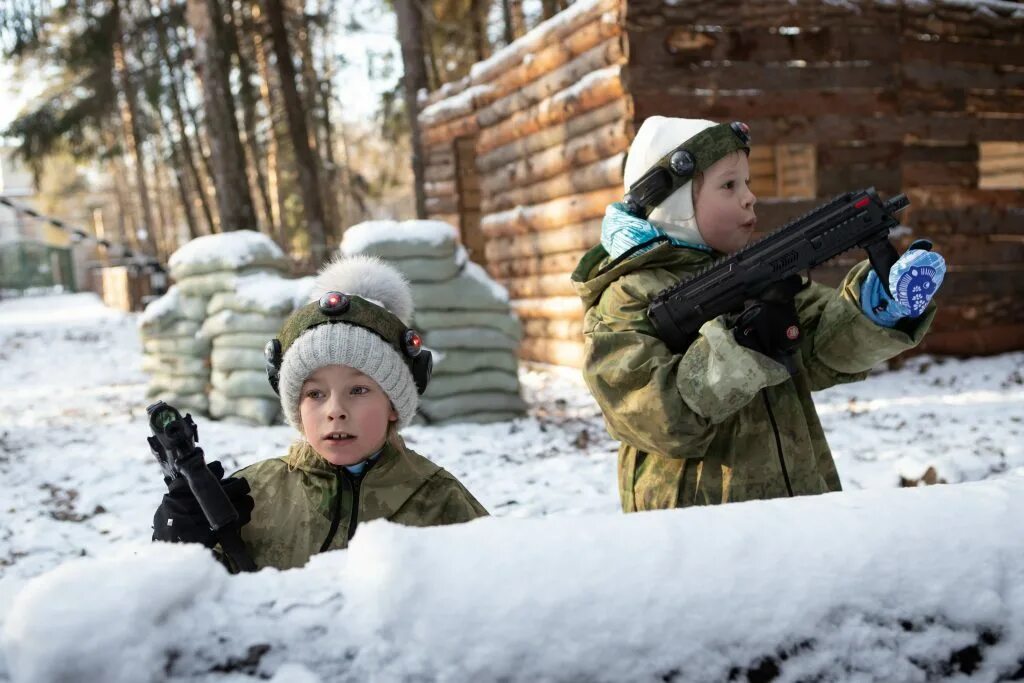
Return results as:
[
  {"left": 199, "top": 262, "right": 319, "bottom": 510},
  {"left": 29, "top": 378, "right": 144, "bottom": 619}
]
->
[{"left": 647, "top": 187, "right": 908, "bottom": 354}]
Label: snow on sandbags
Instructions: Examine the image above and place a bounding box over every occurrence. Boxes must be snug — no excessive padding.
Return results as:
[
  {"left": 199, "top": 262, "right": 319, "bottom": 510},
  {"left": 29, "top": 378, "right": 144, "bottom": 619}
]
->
[
  {"left": 202, "top": 272, "right": 313, "bottom": 426},
  {"left": 341, "top": 220, "right": 459, "bottom": 262},
  {"left": 168, "top": 230, "right": 291, "bottom": 300},
  {"left": 168, "top": 229, "right": 291, "bottom": 281},
  {"left": 138, "top": 286, "right": 210, "bottom": 415},
  {"left": 341, "top": 220, "right": 526, "bottom": 425},
  {"left": 167, "top": 231, "right": 290, "bottom": 424}
]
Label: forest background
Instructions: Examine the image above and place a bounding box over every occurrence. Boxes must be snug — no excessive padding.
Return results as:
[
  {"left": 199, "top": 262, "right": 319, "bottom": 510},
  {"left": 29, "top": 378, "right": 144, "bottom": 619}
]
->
[{"left": 0, "top": 0, "right": 571, "bottom": 270}]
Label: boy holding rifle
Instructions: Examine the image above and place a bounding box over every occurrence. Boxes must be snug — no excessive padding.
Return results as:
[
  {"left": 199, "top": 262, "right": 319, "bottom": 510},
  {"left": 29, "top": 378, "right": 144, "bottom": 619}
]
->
[
  {"left": 571, "top": 117, "right": 946, "bottom": 512},
  {"left": 152, "top": 256, "right": 488, "bottom": 570}
]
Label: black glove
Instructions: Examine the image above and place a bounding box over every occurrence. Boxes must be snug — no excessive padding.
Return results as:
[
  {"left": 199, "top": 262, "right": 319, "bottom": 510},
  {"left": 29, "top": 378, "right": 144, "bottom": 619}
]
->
[
  {"left": 152, "top": 461, "right": 254, "bottom": 547},
  {"left": 729, "top": 275, "right": 806, "bottom": 374}
]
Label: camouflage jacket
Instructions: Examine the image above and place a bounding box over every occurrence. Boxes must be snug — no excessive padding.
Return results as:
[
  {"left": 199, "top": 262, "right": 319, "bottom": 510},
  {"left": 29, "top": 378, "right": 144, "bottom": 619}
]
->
[
  {"left": 229, "top": 437, "right": 488, "bottom": 570},
  {"left": 571, "top": 240, "right": 936, "bottom": 512}
]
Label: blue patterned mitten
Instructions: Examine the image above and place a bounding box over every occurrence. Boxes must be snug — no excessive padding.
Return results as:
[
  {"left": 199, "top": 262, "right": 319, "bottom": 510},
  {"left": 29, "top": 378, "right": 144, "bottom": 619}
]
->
[{"left": 861, "top": 240, "right": 946, "bottom": 327}]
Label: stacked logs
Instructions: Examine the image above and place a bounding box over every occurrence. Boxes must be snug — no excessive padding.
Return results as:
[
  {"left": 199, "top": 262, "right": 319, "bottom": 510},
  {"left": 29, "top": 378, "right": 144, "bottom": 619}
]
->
[
  {"left": 420, "top": 0, "right": 1024, "bottom": 363},
  {"left": 418, "top": 0, "right": 629, "bottom": 367}
]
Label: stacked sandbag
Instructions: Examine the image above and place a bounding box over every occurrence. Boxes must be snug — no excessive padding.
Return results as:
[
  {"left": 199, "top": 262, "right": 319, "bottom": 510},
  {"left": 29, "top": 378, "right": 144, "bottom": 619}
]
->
[
  {"left": 341, "top": 220, "right": 527, "bottom": 425},
  {"left": 202, "top": 272, "right": 313, "bottom": 426},
  {"left": 157, "top": 232, "right": 290, "bottom": 419},
  {"left": 138, "top": 285, "right": 211, "bottom": 415}
]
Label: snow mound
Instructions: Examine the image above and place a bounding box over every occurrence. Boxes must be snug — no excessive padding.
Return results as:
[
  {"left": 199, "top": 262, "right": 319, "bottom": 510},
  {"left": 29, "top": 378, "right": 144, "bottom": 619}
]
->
[{"left": 4, "top": 475, "right": 1022, "bottom": 682}]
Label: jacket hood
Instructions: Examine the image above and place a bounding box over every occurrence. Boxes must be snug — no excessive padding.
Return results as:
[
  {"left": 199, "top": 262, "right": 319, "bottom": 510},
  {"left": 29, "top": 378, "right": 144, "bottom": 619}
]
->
[{"left": 571, "top": 240, "right": 713, "bottom": 310}]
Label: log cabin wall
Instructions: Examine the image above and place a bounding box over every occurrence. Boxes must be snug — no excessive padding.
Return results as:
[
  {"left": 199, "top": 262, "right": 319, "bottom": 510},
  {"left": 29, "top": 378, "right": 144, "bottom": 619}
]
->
[
  {"left": 419, "top": 78, "right": 479, "bottom": 237},
  {"left": 419, "top": 0, "right": 630, "bottom": 366},
  {"left": 626, "top": 0, "right": 1024, "bottom": 357},
  {"left": 419, "top": 0, "right": 1024, "bottom": 365}
]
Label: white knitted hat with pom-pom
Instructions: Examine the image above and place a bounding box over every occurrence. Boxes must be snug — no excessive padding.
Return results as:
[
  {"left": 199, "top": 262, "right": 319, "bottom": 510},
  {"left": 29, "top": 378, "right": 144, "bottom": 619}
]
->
[{"left": 277, "top": 254, "right": 419, "bottom": 431}]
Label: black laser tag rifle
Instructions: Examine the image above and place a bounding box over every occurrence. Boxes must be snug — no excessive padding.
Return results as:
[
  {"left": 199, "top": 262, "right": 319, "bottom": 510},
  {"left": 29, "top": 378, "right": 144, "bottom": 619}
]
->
[
  {"left": 147, "top": 401, "right": 257, "bottom": 572},
  {"left": 647, "top": 187, "right": 910, "bottom": 354}
]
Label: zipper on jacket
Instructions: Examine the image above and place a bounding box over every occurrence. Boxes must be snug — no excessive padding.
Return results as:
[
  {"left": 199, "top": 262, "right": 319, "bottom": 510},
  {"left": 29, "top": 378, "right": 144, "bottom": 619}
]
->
[
  {"left": 320, "top": 468, "right": 346, "bottom": 552},
  {"left": 346, "top": 474, "right": 362, "bottom": 541},
  {"left": 320, "top": 467, "right": 367, "bottom": 552},
  {"left": 761, "top": 390, "right": 794, "bottom": 497}
]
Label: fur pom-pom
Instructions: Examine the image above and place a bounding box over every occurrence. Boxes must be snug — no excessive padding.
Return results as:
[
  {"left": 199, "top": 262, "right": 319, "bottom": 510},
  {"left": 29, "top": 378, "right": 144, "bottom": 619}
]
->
[{"left": 312, "top": 254, "right": 414, "bottom": 324}]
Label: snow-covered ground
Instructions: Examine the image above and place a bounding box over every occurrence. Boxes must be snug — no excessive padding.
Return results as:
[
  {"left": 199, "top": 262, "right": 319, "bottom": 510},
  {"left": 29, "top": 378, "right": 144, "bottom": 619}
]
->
[{"left": 1, "top": 293, "right": 1022, "bottom": 682}]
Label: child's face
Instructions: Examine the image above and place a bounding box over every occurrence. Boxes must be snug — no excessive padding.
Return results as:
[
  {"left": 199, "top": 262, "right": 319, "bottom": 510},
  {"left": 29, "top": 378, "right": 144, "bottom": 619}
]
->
[
  {"left": 693, "top": 151, "right": 758, "bottom": 254},
  {"left": 299, "top": 364, "right": 398, "bottom": 467}
]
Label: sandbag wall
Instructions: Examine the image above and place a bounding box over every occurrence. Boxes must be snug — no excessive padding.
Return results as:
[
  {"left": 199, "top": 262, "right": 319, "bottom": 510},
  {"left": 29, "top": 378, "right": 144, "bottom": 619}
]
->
[
  {"left": 201, "top": 273, "right": 313, "bottom": 425},
  {"left": 140, "top": 231, "right": 312, "bottom": 425},
  {"left": 139, "top": 286, "right": 211, "bottom": 416},
  {"left": 341, "top": 220, "right": 527, "bottom": 425},
  {"left": 417, "top": 0, "right": 629, "bottom": 368}
]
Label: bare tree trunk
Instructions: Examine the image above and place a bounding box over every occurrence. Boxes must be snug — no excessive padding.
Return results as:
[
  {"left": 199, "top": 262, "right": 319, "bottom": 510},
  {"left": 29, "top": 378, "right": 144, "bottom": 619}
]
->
[
  {"left": 250, "top": 3, "right": 293, "bottom": 250},
  {"left": 110, "top": 156, "right": 140, "bottom": 255},
  {"left": 424, "top": 26, "right": 442, "bottom": 91},
  {"left": 394, "top": 0, "right": 428, "bottom": 218},
  {"left": 500, "top": 0, "right": 514, "bottom": 44},
  {"left": 315, "top": 26, "right": 343, "bottom": 242},
  {"left": 186, "top": 0, "right": 259, "bottom": 232},
  {"left": 111, "top": 0, "right": 159, "bottom": 257},
  {"left": 471, "top": 0, "right": 490, "bottom": 61},
  {"left": 296, "top": 4, "right": 340, "bottom": 245},
  {"left": 152, "top": 3, "right": 216, "bottom": 235},
  {"left": 151, "top": 141, "right": 177, "bottom": 259},
  {"left": 228, "top": 0, "right": 277, "bottom": 238},
  {"left": 541, "top": 0, "right": 559, "bottom": 20},
  {"left": 260, "top": 0, "right": 329, "bottom": 263},
  {"left": 99, "top": 125, "right": 133, "bottom": 254},
  {"left": 153, "top": 95, "right": 199, "bottom": 241},
  {"left": 501, "top": 0, "right": 527, "bottom": 43},
  {"left": 170, "top": 24, "right": 219, "bottom": 220}
]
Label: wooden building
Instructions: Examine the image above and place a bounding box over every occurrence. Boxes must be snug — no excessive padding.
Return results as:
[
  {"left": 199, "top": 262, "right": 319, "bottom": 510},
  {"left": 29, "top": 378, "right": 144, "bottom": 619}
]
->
[{"left": 416, "top": 0, "right": 1024, "bottom": 366}]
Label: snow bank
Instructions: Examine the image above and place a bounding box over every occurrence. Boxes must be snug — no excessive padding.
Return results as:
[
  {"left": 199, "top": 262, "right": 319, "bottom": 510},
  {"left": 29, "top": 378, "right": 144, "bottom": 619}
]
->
[
  {"left": 4, "top": 475, "right": 1022, "bottom": 682},
  {"left": 3, "top": 544, "right": 227, "bottom": 683}
]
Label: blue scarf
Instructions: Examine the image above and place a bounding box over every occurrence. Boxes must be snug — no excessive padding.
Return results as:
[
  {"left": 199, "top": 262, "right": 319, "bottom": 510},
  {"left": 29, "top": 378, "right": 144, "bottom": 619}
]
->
[{"left": 601, "top": 203, "right": 711, "bottom": 260}]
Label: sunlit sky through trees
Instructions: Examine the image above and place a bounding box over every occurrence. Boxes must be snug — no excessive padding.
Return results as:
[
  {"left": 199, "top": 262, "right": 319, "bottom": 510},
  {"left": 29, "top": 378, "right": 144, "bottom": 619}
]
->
[{"left": 0, "top": 0, "right": 401, "bottom": 133}]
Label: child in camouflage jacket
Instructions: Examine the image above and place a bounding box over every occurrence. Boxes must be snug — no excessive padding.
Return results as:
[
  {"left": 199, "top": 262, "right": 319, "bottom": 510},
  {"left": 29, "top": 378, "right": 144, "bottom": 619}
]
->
[
  {"left": 153, "top": 256, "right": 487, "bottom": 570},
  {"left": 571, "top": 117, "right": 946, "bottom": 512}
]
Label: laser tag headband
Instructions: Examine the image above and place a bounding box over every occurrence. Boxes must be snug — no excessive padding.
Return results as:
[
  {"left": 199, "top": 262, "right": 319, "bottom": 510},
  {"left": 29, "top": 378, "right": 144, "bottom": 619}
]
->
[
  {"left": 265, "top": 291, "right": 432, "bottom": 397},
  {"left": 623, "top": 121, "right": 751, "bottom": 218}
]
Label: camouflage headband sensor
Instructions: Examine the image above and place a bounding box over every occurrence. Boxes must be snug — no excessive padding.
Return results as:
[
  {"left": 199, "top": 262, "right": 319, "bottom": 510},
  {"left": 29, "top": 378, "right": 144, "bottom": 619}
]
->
[
  {"left": 624, "top": 121, "right": 751, "bottom": 218},
  {"left": 265, "top": 291, "right": 431, "bottom": 396}
]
